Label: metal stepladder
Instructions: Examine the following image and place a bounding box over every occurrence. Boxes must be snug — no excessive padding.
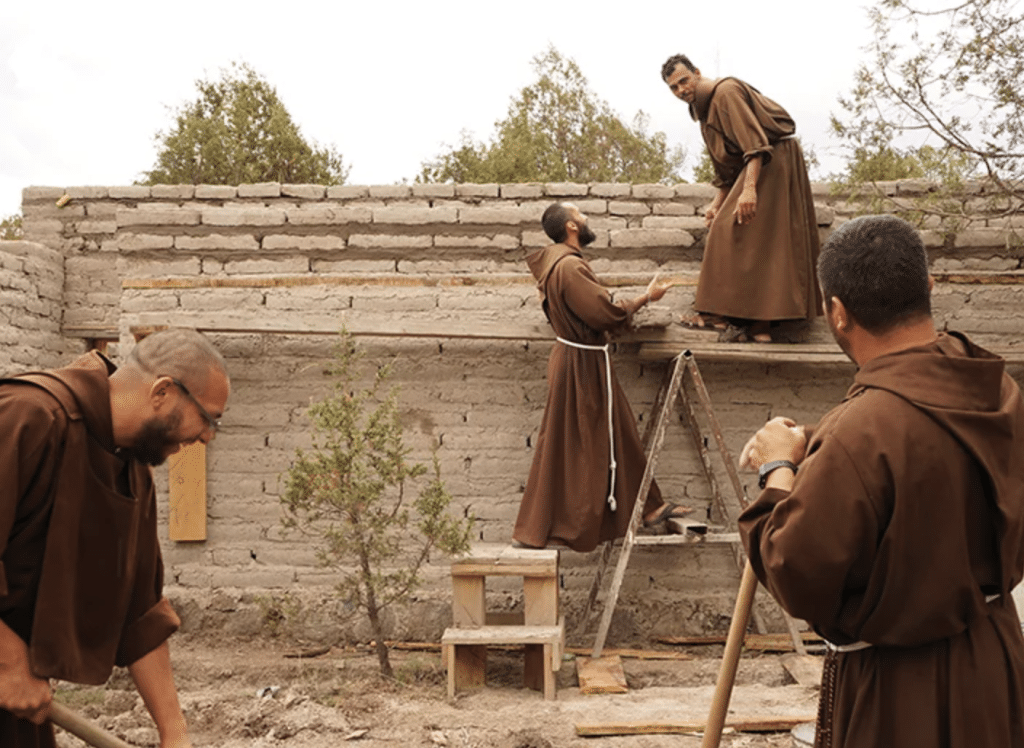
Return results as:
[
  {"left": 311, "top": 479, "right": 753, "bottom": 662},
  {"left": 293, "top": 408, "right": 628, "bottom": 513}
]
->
[{"left": 577, "top": 349, "right": 807, "bottom": 658}]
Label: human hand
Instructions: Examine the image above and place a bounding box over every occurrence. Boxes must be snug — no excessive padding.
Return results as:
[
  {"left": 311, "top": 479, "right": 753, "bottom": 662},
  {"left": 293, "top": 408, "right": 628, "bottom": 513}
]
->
[
  {"left": 704, "top": 205, "right": 719, "bottom": 228},
  {"left": 739, "top": 417, "right": 807, "bottom": 470},
  {"left": 735, "top": 187, "right": 757, "bottom": 224},
  {"left": 0, "top": 647, "right": 52, "bottom": 724},
  {"left": 645, "top": 273, "right": 675, "bottom": 302}
]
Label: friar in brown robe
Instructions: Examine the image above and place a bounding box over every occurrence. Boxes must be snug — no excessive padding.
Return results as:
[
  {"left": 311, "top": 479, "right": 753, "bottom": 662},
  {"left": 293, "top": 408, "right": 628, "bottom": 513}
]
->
[
  {"left": 738, "top": 215, "right": 1024, "bottom": 747},
  {"left": 663, "top": 54, "right": 822, "bottom": 341},
  {"left": 0, "top": 329, "right": 230, "bottom": 748},
  {"left": 512, "top": 202, "right": 688, "bottom": 552}
]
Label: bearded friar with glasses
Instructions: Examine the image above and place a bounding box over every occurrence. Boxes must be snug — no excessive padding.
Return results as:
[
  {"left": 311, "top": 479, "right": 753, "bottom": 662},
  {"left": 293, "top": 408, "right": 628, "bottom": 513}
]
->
[{"left": 0, "top": 327, "right": 229, "bottom": 748}]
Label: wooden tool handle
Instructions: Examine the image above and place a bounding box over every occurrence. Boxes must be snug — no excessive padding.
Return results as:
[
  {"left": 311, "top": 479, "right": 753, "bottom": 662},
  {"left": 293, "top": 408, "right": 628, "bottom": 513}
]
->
[{"left": 49, "top": 700, "right": 133, "bottom": 748}]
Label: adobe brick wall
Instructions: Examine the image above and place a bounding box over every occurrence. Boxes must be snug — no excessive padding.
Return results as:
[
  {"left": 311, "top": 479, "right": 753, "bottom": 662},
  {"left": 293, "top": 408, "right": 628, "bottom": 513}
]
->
[{"left": 10, "top": 181, "right": 1024, "bottom": 643}]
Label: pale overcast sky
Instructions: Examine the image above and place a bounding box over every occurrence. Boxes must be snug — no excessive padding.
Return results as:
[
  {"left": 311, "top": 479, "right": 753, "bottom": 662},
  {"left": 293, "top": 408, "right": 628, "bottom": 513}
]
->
[{"left": 1, "top": 0, "right": 881, "bottom": 218}]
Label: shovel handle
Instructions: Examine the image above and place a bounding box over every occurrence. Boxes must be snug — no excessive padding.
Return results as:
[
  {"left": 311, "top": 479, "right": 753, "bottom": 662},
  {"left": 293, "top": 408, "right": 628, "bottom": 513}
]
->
[{"left": 49, "top": 699, "right": 133, "bottom": 748}]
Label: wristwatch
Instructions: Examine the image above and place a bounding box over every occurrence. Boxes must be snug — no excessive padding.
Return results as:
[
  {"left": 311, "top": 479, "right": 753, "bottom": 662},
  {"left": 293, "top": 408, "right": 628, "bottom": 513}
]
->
[{"left": 758, "top": 460, "right": 797, "bottom": 489}]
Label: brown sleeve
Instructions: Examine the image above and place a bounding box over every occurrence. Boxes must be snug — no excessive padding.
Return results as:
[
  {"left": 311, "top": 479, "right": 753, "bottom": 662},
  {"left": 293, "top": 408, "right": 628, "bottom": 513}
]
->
[
  {"left": 738, "top": 433, "right": 881, "bottom": 632},
  {"left": 713, "top": 80, "right": 774, "bottom": 166},
  {"left": 0, "top": 387, "right": 65, "bottom": 601},
  {"left": 559, "top": 258, "right": 630, "bottom": 332}
]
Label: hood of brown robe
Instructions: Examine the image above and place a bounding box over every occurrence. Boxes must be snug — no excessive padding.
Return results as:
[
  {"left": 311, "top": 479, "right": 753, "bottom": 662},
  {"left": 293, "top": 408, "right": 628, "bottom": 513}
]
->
[
  {"left": 526, "top": 243, "right": 580, "bottom": 321},
  {"left": 851, "top": 331, "right": 1024, "bottom": 590}
]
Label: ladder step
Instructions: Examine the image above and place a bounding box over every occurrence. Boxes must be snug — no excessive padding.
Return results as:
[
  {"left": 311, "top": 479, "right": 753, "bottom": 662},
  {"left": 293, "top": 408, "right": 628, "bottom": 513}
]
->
[{"left": 634, "top": 532, "right": 740, "bottom": 546}]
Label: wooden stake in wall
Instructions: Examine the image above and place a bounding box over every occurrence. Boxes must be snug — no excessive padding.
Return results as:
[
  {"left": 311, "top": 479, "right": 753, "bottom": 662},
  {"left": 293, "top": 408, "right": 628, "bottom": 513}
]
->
[{"left": 168, "top": 441, "right": 208, "bottom": 541}]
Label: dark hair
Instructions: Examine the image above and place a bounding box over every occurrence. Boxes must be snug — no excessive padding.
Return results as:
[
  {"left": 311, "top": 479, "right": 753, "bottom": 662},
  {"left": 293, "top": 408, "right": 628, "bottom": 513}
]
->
[
  {"left": 661, "top": 54, "right": 697, "bottom": 80},
  {"left": 541, "top": 202, "right": 574, "bottom": 243},
  {"left": 817, "top": 215, "right": 931, "bottom": 334}
]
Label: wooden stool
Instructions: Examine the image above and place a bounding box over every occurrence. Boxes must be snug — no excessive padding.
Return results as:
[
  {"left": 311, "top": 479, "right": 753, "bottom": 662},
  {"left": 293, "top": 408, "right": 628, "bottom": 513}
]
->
[{"left": 443, "top": 544, "right": 563, "bottom": 700}]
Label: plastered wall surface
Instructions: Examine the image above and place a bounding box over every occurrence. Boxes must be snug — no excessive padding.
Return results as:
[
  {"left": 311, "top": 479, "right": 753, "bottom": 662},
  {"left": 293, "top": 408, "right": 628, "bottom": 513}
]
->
[{"left": 7, "top": 180, "right": 1023, "bottom": 642}]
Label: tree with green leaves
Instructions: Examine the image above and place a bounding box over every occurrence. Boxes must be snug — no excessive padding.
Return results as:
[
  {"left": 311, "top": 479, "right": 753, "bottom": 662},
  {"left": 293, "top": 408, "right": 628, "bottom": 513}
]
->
[
  {"left": 0, "top": 214, "right": 22, "bottom": 241},
  {"left": 419, "top": 47, "right": 684, "bottom": 184},
  {"left": 831, "top": 0, "right": 1020, "bottom": 223},
  {"left": 280, "top": 334, "right": 473, "bottom": 678},
  {"left": 141, "top": 62, "right": 348, "bottom": 186}
]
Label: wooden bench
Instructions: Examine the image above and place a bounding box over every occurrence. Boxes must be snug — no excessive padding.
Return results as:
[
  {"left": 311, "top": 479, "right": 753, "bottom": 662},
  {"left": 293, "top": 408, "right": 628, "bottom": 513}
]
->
[{"left": 443, "top": 544, "right": 563, "bottom": 700}]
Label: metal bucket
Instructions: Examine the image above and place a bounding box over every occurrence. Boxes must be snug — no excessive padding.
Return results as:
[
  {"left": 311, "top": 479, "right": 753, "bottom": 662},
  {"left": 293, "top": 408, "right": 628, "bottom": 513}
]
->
[{"left": 791, "top": 721, "right": 815, "bottom": 747}]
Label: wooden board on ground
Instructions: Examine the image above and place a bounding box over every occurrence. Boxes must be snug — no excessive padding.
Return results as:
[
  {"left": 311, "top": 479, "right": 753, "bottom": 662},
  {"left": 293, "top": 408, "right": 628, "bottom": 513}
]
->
[
  {"left": 574, "top": 714, "right": 817, "bottom": 736},
  {"left": 780, "top": 653, "right": 824, "bottom": 687},
  {"left": 576, "top": 655, "right": 628, "bottom": 695},
  {"left": 656, "top": 632, "right": 824, "bottom": 652}
]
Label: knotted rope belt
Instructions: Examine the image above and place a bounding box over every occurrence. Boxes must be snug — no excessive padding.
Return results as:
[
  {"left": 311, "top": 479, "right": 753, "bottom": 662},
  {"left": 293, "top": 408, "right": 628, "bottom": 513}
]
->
[{"left": 556, "top": 336, "right": 617, "bottom": 511}]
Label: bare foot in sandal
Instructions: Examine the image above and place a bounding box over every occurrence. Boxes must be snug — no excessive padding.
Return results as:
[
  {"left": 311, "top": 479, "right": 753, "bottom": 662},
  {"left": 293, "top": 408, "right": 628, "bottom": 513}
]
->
[{"left": 680, "top": 311, "right": 729, "bottom": 331}]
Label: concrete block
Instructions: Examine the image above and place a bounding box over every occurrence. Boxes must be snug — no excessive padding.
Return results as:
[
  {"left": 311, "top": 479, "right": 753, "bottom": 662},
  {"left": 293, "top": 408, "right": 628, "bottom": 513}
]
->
[
  {"left": 286, "top": 205, "right": 373, "bottom": 224},
  {"left": 223, "top": 257, "right": 310, "bottom": 275},
  {"left": 108, "top": 186, "right": 152, "bottom": 199},
  {"left": 896, "top": 179, "right": 934, "bottom": 195},
  {"left": 281, "top": 184, "right": 326, "bottom": 199},
  {"left": 74, "top": 220, "right": 117, "bottom": 235},
  {"left": 652, "top": 202, "right": 698, "bottom": 216},
  {"left": 201, "top": 207, "right": 286, "bottom": 226},
  {"left": 632, "top": 184, "right": 676, "bottom": 199},
  {"left": 590, "top": 183, "right": 632, "bottom": 198},
  {"left": 175, "top": 234, "right": 260, "bottom": 251},
  {"left": 372, "top": 206, "right": 459, "bottom": 224},
  {"left": 920, "top": 230, "right": 946, "bottom": 249},
  {"left": 121, "top": 292, "right": 181, "bottom": 313},
  {"left": 674, "top": 184, "right": 718, "bottom": 199},
  {"left": 544, "top": 182, "right": 588, "bottom": 197},
  {"left": 572, "top": 199, "right": 608, "bottom": 215},
  {"left": 609, "top": 201, "right": 651, "bottom": 216},
  {"left": 117, "top": 234, "right": 175, "bottom": 251},
  {"left": 150, "top": 185, "right": 196, "bottom": 199},
  {"left": 195, "top": 185, "right": 238, "bottom": 199},
  {"left": 311, "top": 259, "right": 397, "bottom": 273},
  {"left": 178, "top": 288, "right": 267, "bottom": 311},
  {"left": 955, "top": 228, "right": 1011, "bottom": 249},
  {"left": 610, "top": 228, "right": 696, "bottom": 248},
  {"left": 369, "top": 185, "right": 413, "bottom": 199},
  {"left": 85, "top": 202, "right": 119, "bottom": 218},
  {"left": 412, "top": 183, "right": 456, "bottom": 199},
  {"left": 500, "top": 183, "right": 543, "bottom": 199},
  {"left": 117, "top": 207, "right": 201, "bottom": 226},
  {"left": 237, "top": 182, "right": 281, "bottom": 198},
  {"left": 459, "top": 205, "right": 541, "bottom": 225},
  {"left": 66, "top": 186, "right": 109, "bottom": 199},
  {"left": 347, "top": 234, "right": 432, "bottom": 249},
  {"left": 815, "top": 205, "right": 835, "bottom": 227},
  {"left": 22, "top": 186, "right": 66, "bottom": 202},
  {"left": 326, "top": 185, "right": 371, "bottom": 199},
  {"left": 21, "top": 219, "right": 63, "bottom": 238},
  {"left": 641, "top": 216, "right": 706, "bottom": 230},
  {"left": 262, "top": 235, "right": 346, "bottom": 251},
  {"left": 455, "top": 184, "right": 499, "bottom": 198},
  {"left": 397, "top": 258, "right": 521, "bottom": 274},
  {"left": 432, "top": 234, "right": 519, "bottom": 250}
]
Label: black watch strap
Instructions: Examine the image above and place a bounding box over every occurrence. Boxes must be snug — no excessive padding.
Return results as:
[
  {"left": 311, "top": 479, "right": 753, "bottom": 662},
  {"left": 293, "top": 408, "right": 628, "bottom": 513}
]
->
[{"left": 758, "top": 459, "right": 797, "bottom": 489}]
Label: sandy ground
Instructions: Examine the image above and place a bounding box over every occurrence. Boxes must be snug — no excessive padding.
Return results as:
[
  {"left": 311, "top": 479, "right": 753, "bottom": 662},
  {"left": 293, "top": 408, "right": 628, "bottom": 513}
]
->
[{"left": 52, "top": 635, "right": 819, "bottom": 748}]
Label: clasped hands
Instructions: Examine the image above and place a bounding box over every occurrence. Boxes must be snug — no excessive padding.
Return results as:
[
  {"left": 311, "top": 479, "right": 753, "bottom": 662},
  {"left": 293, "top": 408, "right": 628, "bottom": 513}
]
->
[{"left": 739, "top": 416, "right": 807, "bottom": 471}]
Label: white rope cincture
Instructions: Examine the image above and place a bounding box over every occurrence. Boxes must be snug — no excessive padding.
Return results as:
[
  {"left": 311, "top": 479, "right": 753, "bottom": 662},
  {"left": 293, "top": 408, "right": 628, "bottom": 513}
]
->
[{"left": 556, "top": 336, "right": 617, "bottom": 511}]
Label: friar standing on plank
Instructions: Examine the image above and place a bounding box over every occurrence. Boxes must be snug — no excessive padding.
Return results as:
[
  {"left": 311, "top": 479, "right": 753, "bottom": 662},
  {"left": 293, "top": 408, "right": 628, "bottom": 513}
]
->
[
  {"left": 0, "top": 328, "right": 230, "bottom": 748},
  {"left": 662, "top": 54, "right": 822, "bottom": 343},
  {"left": 512, "top": 202, "right": 691, "bottom": 552},
  {"left": 738, "top": 215, "right": 1024, "bottom": 747}
]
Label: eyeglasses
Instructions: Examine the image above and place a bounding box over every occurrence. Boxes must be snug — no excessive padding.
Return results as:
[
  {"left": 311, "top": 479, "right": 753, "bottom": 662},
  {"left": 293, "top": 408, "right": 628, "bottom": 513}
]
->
[{"left": 170, "top": 377, "right": 221, "bottom": 433}]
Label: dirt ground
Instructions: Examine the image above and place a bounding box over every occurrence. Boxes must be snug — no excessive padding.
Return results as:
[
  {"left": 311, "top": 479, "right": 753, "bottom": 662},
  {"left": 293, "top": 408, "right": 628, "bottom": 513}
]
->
[{"left": 52, "top": 634, "right": 819, "bottom": 748}]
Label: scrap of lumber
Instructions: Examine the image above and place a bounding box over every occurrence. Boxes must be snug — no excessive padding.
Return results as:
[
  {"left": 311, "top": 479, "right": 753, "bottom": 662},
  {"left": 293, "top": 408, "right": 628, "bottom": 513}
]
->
[
  {"left": 656, "top": 632, "right": 823, "bottom": 652},
  {"left": 575, "top": 714, "right": 817, "bottom": 736},
  {"left": 388, "top": 641, "right": 692, "bottom": 660},
  {"left": 576, "top": 655, "right": 629, "bottom": 695}
]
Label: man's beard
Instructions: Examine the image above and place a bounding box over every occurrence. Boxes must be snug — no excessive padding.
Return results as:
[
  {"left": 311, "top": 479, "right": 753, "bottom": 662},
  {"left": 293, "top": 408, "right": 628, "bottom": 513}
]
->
[
  {"left": 127, "top": 412, "right": 181, "bottom": 466},
  {"left": 578, "top": 222, "right": 597, "bottom": 246}
]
